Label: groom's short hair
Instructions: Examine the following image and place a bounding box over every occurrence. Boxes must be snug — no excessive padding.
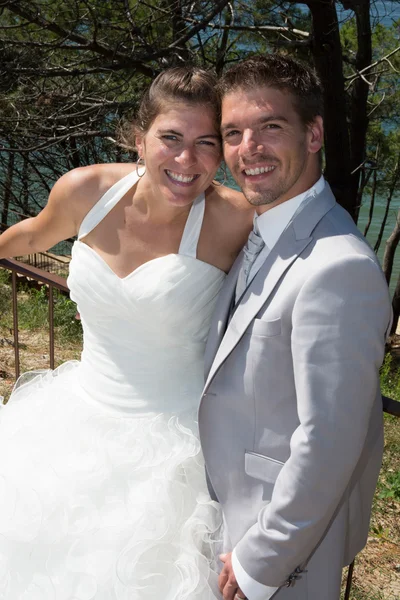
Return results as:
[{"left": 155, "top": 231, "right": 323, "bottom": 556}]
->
[{"left": 218, "top": 54, "right": 323, "bottom": 127}]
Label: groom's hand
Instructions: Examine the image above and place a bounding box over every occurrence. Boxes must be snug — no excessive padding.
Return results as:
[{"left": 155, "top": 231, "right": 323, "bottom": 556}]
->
[{"left": 219, "top": 553, "right": 246, "bottom": 600}]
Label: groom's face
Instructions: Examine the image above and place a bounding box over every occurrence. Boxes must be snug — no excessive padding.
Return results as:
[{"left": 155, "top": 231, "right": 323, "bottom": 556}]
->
[{"left": 221, "top": 85, "right": 323, "bottom": 213}]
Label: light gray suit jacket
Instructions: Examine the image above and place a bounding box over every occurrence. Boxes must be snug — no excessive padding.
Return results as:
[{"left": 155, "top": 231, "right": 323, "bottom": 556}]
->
[{"left": 199, "top": 184, "right": 392, "bottom": 598}]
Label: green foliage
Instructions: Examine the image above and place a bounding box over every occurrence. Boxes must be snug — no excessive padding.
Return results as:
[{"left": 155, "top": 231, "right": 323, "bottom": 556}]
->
[
  {"left": 0, "top": 280, "right": 82, "bottom": 344},
  {"left": 17, "top": 286, "right": 49, "bottom": 330},
  {"left": 379, "top": 353, "right": 400, "bottom": 399},
  {"left": 53, "top": 294, "right": 83, "bottom": 343},
  {"left": 18, "top": 286, "right": 82, "bottom": 343},
  {"left": 0, "top": 268, "right": 11, "bottom": 284},
  {"left": 0, "top": 269, "right": 12, "bottom": 316},
  {"left": 378, "top": 469, "right": 400, "bottom": 501}
]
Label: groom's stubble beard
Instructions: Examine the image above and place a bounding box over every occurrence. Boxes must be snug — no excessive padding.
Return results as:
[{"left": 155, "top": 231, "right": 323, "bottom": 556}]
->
[
  {"left": 242, "top": 169, "right": 286, "bottom": 208},
  {"left": 234, "top": 143, "right": 309, "bottom": 208}
]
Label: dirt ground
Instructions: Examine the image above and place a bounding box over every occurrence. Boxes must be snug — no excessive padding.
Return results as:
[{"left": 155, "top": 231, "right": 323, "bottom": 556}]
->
[
  {"left": 0, "top": 328, "right": 81, "bottom": 402},
  {"left": 350, "top": 536, "right": 400, "bottom": 599}
]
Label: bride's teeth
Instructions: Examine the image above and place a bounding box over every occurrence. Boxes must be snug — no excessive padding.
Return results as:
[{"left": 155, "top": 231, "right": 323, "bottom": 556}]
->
[
  {"left": 166, "top": 170, "right": 197, "bottom": 183},
  {"left": 244, "top": 166, "right": 275, "bottom": 176}
]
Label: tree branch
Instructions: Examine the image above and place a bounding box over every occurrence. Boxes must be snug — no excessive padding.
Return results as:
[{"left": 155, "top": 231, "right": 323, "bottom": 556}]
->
[
  {"left": 1, "top": 0, "right": 156, "bottom": 77},
  {"left": 142, "top": 0, "right": 231, "bottom": 60},
  {"left": 346, "top": 44, "right": 400, "bottom": 84}
]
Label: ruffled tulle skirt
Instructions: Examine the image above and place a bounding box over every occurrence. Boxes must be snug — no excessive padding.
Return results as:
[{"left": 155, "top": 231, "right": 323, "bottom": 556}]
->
[{"left": 0, "top": 362, "right": 222, "bottom": 599}]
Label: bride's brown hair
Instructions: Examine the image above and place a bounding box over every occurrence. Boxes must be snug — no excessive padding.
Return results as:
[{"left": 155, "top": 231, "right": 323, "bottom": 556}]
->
[
  {"left": 119, "top": 67, "right": 220, "bottom": 150},
  {"left": 136, "top": 66, "right": 220, "bottom": 135}
]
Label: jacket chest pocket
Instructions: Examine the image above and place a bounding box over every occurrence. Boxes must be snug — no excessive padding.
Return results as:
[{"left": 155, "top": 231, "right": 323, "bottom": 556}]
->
[
  {"left": 247, "top": 317, "right": 286, "bottom": 359},
  {"left": 248, "top": 317, "right": 281, "bottom": 338}
]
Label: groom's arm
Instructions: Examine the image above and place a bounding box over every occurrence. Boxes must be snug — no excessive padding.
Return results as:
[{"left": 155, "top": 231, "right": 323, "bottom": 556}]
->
[{"left": 229, "top": 254, "right": 391, "bottom": 591}]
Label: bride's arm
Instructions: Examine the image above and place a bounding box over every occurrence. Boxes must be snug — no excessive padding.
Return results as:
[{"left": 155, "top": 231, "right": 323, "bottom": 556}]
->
[{"left": 0, "top": 167, "right": 98, "bottom": 260}]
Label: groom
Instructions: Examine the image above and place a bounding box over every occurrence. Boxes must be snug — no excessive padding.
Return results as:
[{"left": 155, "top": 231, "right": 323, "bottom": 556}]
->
[{"left": 199, "top": 54, "right": 392, "bottom": 600}]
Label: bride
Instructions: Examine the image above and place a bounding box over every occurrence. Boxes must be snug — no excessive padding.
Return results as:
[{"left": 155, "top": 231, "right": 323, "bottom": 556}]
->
[{"left": 0, "top": 67, "right": 252, "bottom": 599}]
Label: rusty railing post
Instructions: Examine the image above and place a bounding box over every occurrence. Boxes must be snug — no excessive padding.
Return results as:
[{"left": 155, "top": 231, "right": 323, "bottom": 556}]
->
[
  {"left": 11, "top": 270, "right": 20, "bottom": 379},
  {"left": 344, "top": 559, "right": 354, "bottom": 600},
  {"left": 48, "top": 284, "right": 55, "bottom": 369}
]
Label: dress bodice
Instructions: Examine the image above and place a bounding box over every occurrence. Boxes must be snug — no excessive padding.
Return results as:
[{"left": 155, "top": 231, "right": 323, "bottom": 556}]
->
[{"left": 67, "top": 170, "right": 225, "bottom": 414}]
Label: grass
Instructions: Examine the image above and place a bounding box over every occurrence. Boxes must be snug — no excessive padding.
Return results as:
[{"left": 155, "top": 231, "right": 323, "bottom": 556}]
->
[
  {"left": 0, "top": 269, "right": 399, "bottom": 598},
  {"left": 0, "top": 268, "right": 82, "bottom": 345},
  {"left": 380, "top": 352, "right": 400, "bottom": 403}
]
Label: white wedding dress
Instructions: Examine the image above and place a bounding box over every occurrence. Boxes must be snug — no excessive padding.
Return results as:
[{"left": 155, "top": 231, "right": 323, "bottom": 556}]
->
[{"left": 0, "top": 170, "right": 226, "bottom": 600}]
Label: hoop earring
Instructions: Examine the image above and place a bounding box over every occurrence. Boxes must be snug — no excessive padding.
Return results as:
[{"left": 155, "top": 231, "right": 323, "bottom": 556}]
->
[
  {"left": 136, "top": 157, "right": 145, "bottom": 178},
  {"left": 213, "top": 162, "right": 227, "bottom": 187}
]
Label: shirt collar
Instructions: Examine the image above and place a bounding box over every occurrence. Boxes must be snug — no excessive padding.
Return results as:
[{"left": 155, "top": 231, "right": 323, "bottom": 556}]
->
[{"left": 255, "top": 176, "right": 325, "bottom": 250}]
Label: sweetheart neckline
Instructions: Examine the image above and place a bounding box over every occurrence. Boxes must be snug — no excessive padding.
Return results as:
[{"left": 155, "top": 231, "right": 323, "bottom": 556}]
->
[{"left": 74, "top": 240, "right": 226, "bottom": 281}]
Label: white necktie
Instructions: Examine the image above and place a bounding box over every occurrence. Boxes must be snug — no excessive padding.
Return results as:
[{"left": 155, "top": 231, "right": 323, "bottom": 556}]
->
[{"left": 235, "top": 221, "right": 265, "bottom": 303}]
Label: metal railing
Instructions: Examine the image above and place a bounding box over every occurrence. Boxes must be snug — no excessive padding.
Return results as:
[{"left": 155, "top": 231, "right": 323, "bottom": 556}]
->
[
  {"left": 382, "top": 394, "right": 400, "bottom": 417},
  {"left": 15, "top": 251, "right": 71, "bottom": 275},
  {"left": 0, "top": 257, "right": 69, "bottom": 378}
]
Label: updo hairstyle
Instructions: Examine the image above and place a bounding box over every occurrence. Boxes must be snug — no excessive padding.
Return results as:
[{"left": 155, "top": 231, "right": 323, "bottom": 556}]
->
[{"left": 134, "top": 66, "right": 221, "bottom": 137}]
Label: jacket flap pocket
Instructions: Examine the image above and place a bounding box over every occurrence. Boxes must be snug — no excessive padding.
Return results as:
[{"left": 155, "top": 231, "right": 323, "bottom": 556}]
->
[
  {"left": 249, "top": 318, "right": 281, "bottom": 337},
  {"left": 245, "top": 451, "right": 284, "bottom": 484}
]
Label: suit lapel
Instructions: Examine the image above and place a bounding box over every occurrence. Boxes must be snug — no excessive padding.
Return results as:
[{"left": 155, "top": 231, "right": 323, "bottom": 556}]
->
[
  {"left": 204, "top": 186, "right": 337, "bottom": 390},
  {"left": 204, "top": 251, "right": 243, "bottom": 378},
  {"left": 205, "top": 228, "right": 312, "bottom": 388}
]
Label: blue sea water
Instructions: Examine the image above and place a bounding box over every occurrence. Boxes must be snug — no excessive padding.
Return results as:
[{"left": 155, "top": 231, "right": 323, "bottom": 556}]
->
[
  {"left": 351, "top": 1, "right": 400, "bottom": 26},
  {"left": 358, "top": 195, "right": 399, "bottom": 295},
  {"left": 297, "top": 0, "right": 400, "bottom": 26}
]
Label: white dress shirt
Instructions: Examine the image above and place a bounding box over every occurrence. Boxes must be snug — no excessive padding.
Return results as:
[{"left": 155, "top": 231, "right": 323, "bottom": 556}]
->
[
  {"left": 247, "top": 176, "right": 325, "bottom": 286},
  {"left": 231, "top": 175, "right": 325, "bottom": 600}
]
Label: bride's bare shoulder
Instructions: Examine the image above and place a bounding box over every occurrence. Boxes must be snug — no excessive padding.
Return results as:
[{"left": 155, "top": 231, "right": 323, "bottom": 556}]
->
[
  {"left": 51, "top": 163, "right": 136, "bottom": 221},
  {"left": 206, "top": 184, "right": 253, "bottom": 223},
  {"left": 58, "top": 163, "right": 135, "bottom": 200}
]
